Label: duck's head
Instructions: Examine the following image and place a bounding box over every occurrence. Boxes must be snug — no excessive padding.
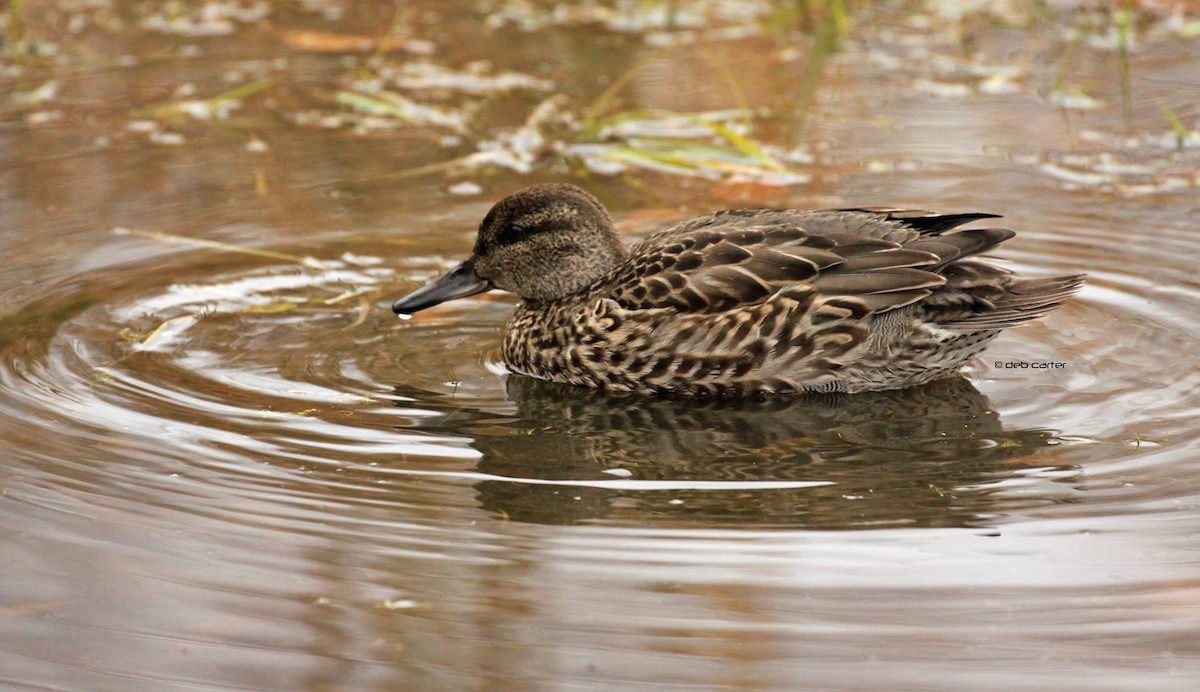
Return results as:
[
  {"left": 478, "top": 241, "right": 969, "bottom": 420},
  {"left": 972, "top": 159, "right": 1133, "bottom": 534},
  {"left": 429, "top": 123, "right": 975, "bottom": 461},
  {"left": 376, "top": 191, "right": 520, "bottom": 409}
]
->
[{"left": 392, "top": 184, "right": 627, "bottom": 315}]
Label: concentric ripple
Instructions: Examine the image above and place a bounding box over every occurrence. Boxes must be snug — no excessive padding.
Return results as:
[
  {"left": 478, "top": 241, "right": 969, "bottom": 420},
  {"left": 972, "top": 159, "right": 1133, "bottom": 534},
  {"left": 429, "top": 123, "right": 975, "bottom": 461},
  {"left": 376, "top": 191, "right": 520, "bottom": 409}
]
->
[
  {"left": 2, "top": 219, "right": 1199, "bottom": 688},
  {"left": 2, "top": 219, "right": 1198, "bottom": 528}
]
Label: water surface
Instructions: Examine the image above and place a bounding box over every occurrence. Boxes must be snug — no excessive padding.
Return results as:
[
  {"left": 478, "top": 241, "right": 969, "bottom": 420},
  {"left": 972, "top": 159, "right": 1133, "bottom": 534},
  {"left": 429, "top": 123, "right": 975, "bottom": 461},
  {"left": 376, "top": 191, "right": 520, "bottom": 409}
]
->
[{"left": 2, "top": 1, "right": 1199, "bottom": 689}]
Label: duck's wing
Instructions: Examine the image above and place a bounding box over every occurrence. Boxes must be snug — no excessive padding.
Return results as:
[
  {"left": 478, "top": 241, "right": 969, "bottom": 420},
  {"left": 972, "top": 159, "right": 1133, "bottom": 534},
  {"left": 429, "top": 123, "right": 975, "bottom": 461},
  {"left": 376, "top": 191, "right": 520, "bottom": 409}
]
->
[{"left": 609, "top": 209, "right": 1013, "bottom": 315}]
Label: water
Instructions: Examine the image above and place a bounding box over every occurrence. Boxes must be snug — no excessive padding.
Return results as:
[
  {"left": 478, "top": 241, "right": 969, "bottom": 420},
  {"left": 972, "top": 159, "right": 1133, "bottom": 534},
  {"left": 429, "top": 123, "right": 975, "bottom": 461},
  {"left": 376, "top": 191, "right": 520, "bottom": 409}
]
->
[{"left": 3, "top": 1, "right": 1199, "bottom": 689}]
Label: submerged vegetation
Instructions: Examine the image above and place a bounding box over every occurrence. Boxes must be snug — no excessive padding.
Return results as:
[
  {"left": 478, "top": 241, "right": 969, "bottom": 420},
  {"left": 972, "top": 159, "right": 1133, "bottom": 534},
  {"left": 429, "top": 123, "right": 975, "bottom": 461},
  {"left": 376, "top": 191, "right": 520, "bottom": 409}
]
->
[
  {"left": 2, "top": 0, "right": 1189, "bottom": 340},
  {"left": 2, "top": 0, "right": 1198, "bottom": 199}
]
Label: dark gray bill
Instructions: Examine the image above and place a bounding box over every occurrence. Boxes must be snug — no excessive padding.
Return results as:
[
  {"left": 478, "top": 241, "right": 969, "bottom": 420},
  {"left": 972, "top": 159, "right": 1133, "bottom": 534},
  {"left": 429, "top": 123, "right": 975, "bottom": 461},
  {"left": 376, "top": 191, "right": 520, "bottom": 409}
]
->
[{"left": 392, "top": 259, "right": 491, "bottom": 315}]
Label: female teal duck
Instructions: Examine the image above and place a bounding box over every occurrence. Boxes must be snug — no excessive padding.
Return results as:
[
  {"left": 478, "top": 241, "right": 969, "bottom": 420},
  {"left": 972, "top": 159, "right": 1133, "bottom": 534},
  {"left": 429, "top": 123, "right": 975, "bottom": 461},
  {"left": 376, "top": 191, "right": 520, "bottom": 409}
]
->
[{"left": 393, "top": 184, "right": 1083, "bottom": 395}]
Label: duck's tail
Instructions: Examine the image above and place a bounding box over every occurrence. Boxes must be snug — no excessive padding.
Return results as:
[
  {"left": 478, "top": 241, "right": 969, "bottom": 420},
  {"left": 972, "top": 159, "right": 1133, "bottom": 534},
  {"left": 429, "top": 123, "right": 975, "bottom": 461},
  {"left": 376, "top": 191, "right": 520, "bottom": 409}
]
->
[{"left": 938, "top": 273, "right": 1087, "bottom": 330}]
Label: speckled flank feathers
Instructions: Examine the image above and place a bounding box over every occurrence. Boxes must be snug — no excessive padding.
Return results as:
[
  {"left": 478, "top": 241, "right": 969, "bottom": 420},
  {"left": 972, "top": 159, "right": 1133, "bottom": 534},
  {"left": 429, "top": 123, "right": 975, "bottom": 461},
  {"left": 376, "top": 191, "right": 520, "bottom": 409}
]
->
[{"left": 393, "top": 184, "right": 1084, "bottom": 395}]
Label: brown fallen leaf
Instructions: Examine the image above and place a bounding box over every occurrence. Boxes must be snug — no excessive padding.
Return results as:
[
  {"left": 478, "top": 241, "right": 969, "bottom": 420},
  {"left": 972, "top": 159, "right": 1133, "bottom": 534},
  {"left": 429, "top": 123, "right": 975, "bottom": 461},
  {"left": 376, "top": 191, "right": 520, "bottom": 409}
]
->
[
  {"left": 265, "top": 22, "right": 418, "bottom": 53},
  {"left": 706, "top": 180, "right": 791, "bottom": 207},
  {"left": 616, "top": 208, "right": 688, "bottom": 236}
]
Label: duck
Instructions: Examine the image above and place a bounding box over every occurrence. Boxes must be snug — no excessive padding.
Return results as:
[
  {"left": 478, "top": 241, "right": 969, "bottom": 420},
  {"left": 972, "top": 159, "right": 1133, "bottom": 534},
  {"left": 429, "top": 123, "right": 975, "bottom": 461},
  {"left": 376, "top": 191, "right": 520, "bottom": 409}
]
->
[{"left": 392, "top": 183, "right": 1084, "bottom": 396}]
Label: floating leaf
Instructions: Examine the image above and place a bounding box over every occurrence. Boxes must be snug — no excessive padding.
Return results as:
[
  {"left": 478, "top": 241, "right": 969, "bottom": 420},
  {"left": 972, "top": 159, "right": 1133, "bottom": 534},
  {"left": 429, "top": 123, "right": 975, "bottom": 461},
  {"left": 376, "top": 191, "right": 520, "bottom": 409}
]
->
[
  {"left": 139, "top": 79, "right": 274, "bottom": 121},
  {"left": 385, "top": 62, "right": 554, "bottom": 95},
  {"left": 333, "top": 88, "right": 468, "bottom": 133},
  {"left": 1049, "top": 88, "right": 1105, "bottom": 110},
  {"left": 132, "top": 315, "right": 200, "bottom": 353},
  {"left": 10, "top": 80, "right": 58, "bottom": 108}
]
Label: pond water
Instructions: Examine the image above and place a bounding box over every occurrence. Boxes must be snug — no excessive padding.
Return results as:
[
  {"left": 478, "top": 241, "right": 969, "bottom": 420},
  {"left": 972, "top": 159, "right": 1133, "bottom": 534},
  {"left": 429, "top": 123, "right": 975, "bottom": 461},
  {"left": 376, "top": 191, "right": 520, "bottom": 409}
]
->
[{"left": 2, "top": 0, "right": 1199, "bottom": 689}]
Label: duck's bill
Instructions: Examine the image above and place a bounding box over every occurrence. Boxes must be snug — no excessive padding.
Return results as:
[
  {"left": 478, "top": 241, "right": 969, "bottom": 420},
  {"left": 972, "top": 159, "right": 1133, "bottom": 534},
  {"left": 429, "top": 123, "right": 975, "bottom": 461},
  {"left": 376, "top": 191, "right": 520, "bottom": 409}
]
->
[{"left": 392, "top": 259, "right": 492, "bottom": 315}]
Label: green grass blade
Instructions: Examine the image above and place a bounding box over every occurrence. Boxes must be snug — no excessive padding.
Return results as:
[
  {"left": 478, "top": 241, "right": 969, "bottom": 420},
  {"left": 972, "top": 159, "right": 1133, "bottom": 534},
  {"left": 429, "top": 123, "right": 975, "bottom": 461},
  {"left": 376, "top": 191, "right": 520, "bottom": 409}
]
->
[
  {"left": 1157, "top": 100, "right": 1189, "bottom": 152},
  {"left": 697, "top": 119, "right": 786, "bottom": 171}
]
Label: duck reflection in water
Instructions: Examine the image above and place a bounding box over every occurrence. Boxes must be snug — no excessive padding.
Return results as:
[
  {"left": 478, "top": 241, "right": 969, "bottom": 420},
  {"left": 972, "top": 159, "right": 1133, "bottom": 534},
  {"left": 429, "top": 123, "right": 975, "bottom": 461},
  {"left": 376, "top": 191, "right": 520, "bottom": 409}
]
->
[{"left": 393, "top": 376, "right": 1074, "bottom": 528}]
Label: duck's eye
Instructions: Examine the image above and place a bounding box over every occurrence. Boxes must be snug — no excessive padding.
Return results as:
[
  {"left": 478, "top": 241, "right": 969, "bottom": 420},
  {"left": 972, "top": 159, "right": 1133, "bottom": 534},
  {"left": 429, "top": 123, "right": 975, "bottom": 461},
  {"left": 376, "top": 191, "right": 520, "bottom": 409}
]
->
[{"left": 496, "top": 222, "right": 527, "bottom": 246}]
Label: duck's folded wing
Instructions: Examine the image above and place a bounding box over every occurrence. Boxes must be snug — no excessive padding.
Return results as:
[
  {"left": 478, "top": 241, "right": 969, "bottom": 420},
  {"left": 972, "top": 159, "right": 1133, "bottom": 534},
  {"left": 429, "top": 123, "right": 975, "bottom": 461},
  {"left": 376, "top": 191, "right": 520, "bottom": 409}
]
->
[{"left": 610, "top": 211, "right": 1009, "bottom": 315}]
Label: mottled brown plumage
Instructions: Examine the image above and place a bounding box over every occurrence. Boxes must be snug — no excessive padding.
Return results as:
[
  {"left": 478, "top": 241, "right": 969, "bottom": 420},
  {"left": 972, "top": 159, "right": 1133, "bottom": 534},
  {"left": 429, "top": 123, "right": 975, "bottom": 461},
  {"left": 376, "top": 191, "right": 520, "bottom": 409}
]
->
[{"left": 392, "top": 183, "right": 1084, "bottom": 395}]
